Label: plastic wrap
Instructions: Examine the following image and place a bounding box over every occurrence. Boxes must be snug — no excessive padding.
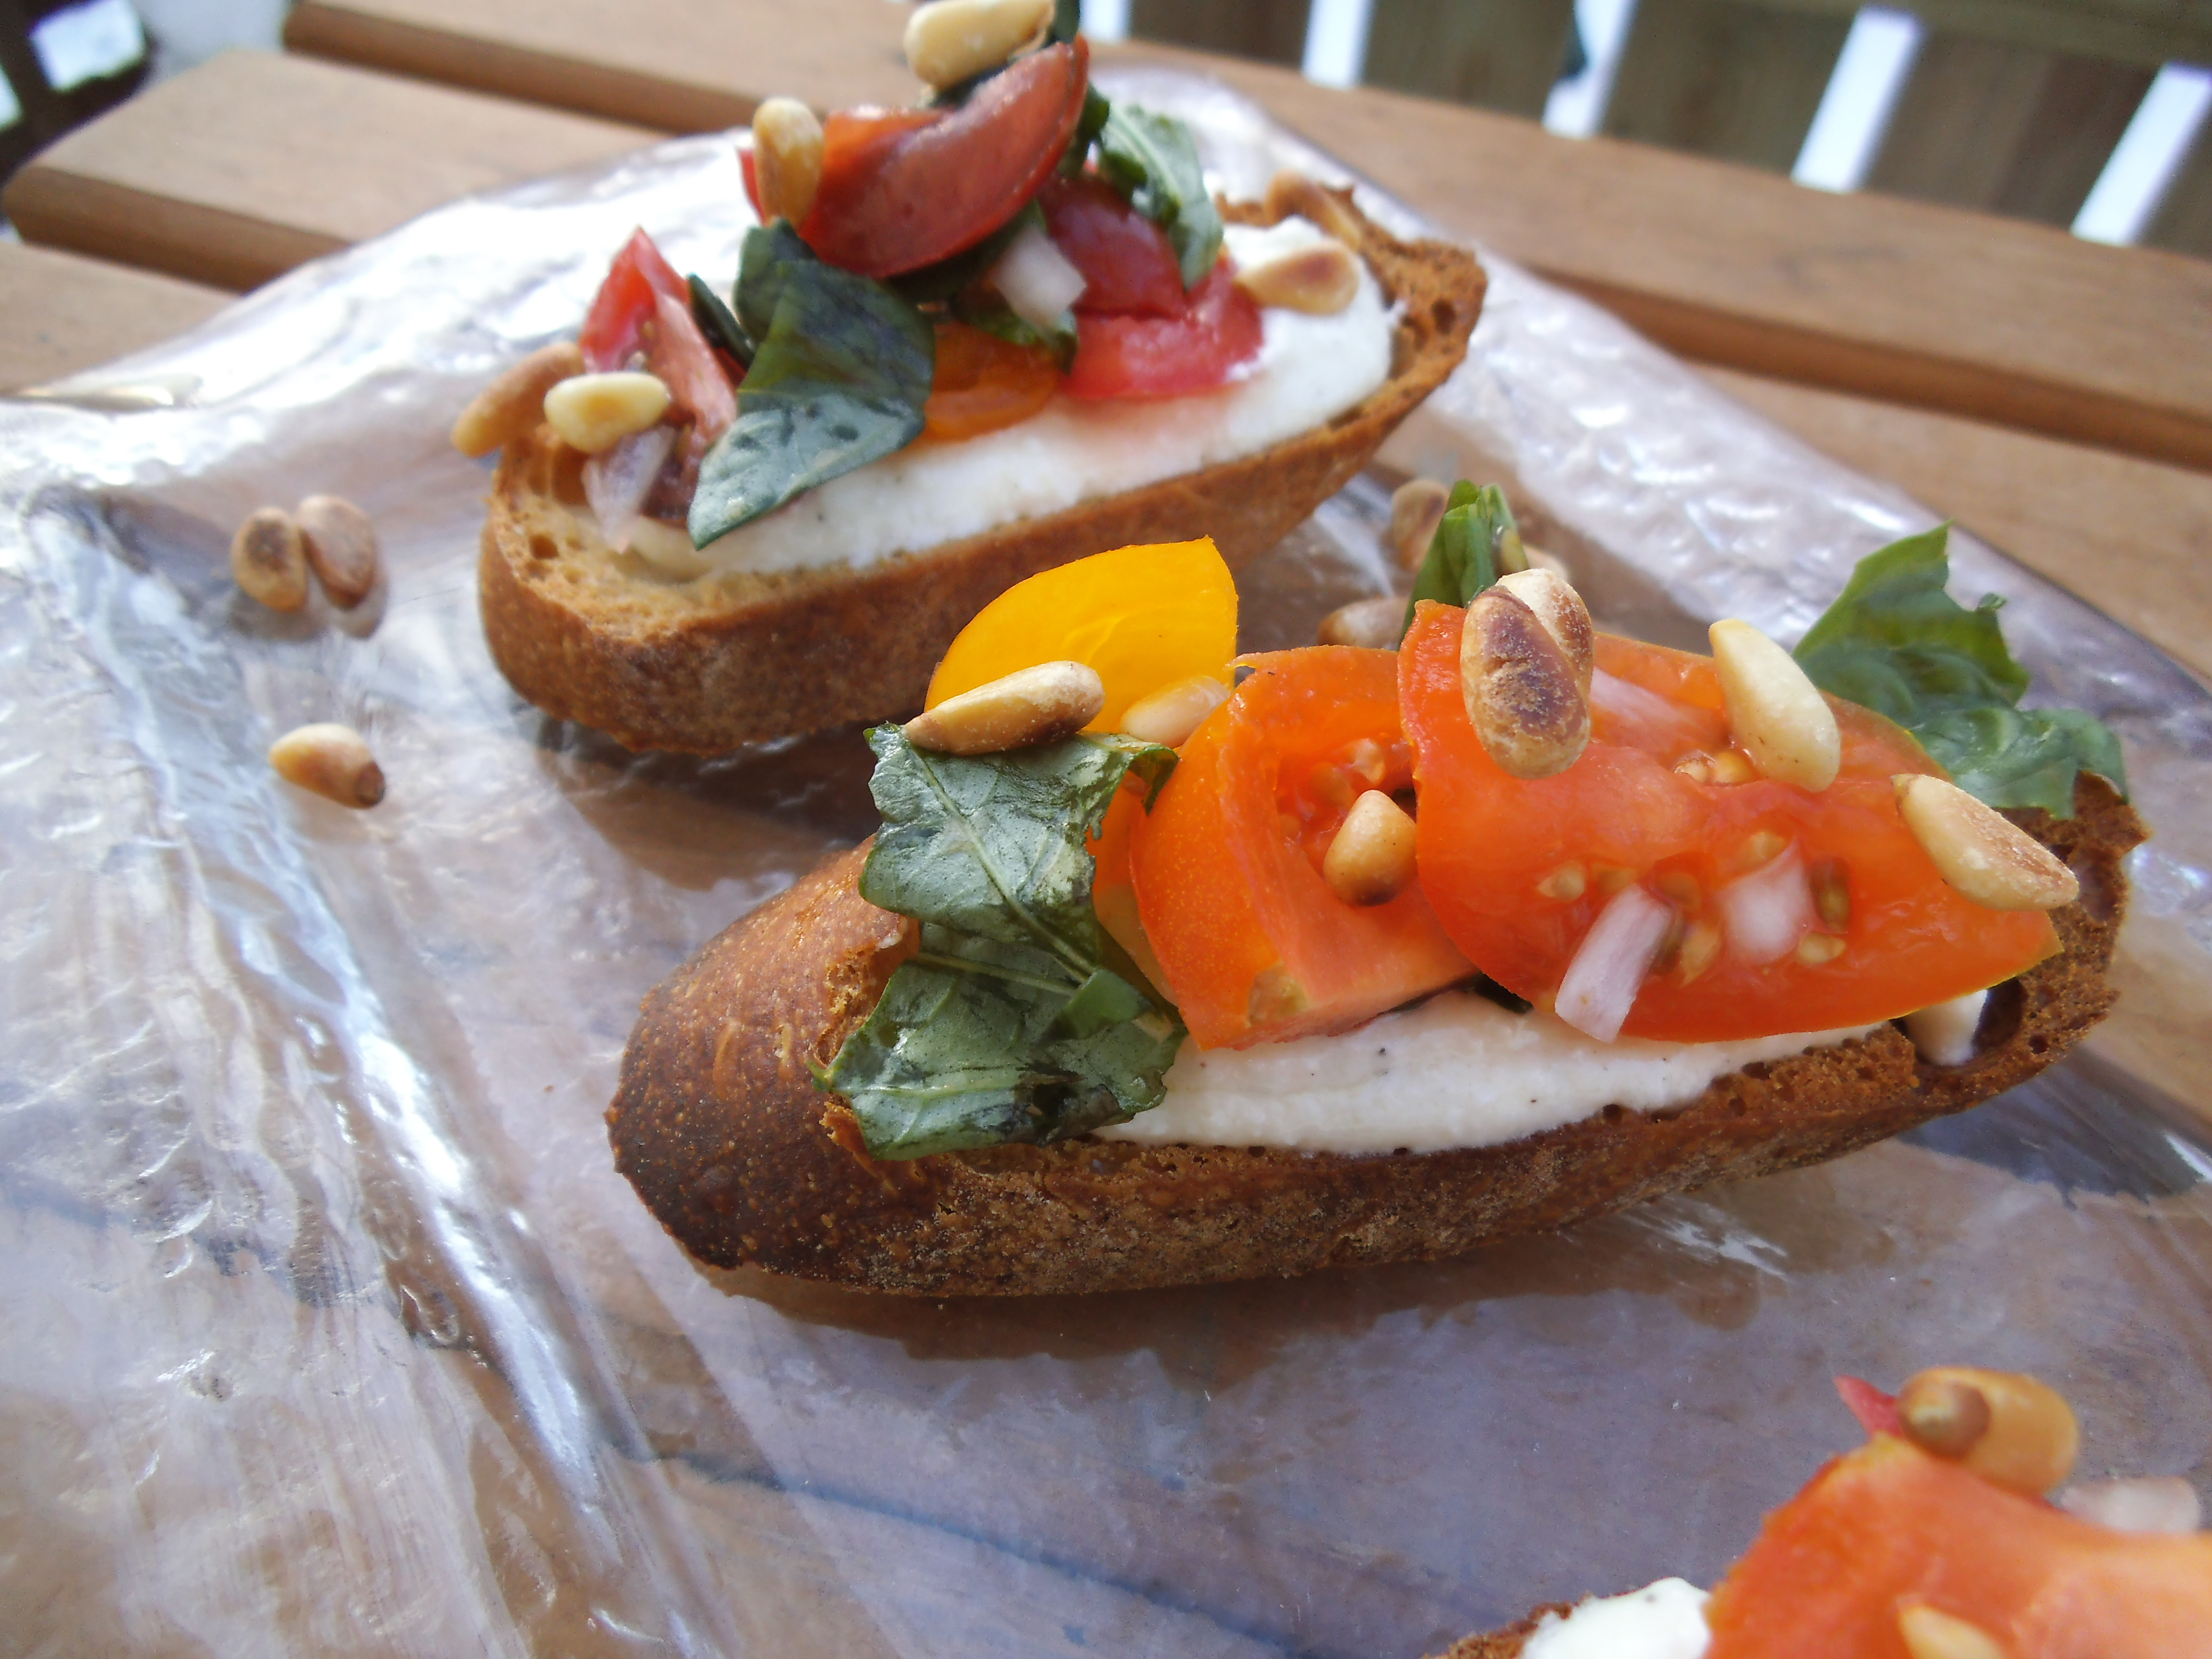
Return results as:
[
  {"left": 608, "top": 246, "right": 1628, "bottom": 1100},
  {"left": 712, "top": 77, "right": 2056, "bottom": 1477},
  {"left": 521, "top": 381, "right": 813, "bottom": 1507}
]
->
[{"left": 2, "top": 72, "right": 2208, "bottom": 1658}]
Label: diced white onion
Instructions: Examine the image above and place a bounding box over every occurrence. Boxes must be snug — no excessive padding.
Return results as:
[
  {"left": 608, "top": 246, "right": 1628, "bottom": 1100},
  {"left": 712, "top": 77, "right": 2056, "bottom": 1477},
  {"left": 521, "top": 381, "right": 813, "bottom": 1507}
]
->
[
  {"left": 1555, "top": 883, "right": 1675, "bottom": 1043},
  {"left": 2056, "top": 1477, "right": 2203, "bottom": 1535},
  {"left": 1591, "top": 669, "right": 1717, "bottom": 758},
  {"left": 1718, "top": 847, "right": 1812, "bottom": 965},
  {"left": 989, "top": 222, "right": 1087, "bottom": 332},
  {"left": 583, "top": 424, "right": 676, "bottom": 553}
]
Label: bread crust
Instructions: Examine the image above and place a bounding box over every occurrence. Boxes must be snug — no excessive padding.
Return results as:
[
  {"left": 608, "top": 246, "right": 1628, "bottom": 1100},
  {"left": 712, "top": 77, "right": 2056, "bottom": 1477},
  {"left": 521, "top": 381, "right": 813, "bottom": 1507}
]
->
[
  {"left": 478, "top": 192, "right": 1485, "bottom": 753},
  {"left": 605, "top": 777, "right": 2140, "bottom": 1297}
]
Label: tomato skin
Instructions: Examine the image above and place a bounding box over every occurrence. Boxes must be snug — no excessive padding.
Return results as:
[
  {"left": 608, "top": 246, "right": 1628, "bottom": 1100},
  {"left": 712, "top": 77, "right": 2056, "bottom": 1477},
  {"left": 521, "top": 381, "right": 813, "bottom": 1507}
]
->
[
  {"left": 1704, "top": 1436, "right": 2212, "bottom": 1658},
  {"left": 921, "top": 319, "right": 1059, "bottom": 440},
  {"left": 1131, "top": 648, "right": 1474, "bottom": 1050},
  {"left": 1064, "top": 265, "right": 1263, "bottom": 400},
  {"left": 800, "top": 42, "right": 1090, "bottom": 279},
  {"left": 1039, "top": 175, "right": 1185, "bottom": 316},
  {"left": 1398, "top": 604, "right": 2059, "bottom": 1043},
  {"left": 581, "top": 228, "right": 687, "bottom": 371},
  {"left": 580, "top": 228, "right": 737, "bottom": 436}
]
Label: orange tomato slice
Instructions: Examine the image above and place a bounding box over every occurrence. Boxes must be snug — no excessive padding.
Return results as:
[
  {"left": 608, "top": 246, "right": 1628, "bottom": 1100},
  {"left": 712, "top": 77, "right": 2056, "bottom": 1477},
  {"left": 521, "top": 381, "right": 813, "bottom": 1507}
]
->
[
  {"left": 921, "top": 319, "right": 1059, "bottom": 442},
  {"left": 1129, "top": 648, "right": 1473, "bottom": 1049},
  {"left": 1398, "top": 603, "right": 2059, "bottom": 1043},
  {"left": 926, "top": 539, "right": 1238, "bottom": 732},
  {"left": 1705, "top": 1436, "right": 2212, "bottom": 1657}
]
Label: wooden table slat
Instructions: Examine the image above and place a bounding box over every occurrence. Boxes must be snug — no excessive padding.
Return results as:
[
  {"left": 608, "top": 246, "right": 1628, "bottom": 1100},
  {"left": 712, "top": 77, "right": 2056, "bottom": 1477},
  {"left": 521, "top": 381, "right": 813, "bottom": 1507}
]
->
[
  {"left": 0, "top": 241, "right": 230, "bottom": 392},
  {"left": 276, "top": 0, "right": 2212, "bottom": 475}
]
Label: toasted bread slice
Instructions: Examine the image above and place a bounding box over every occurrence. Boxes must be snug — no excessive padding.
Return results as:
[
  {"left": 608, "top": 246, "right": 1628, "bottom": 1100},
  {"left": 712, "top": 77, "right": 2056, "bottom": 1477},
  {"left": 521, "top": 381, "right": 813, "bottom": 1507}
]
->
[
  {"left": 478, "top": 193, "right": 1485, "bottom": 753},
  {"left": 605, "top": 778, "right": 2139, "bottom": 1297},
  {"left": 1430, "top": 1612, "right": 1560, "bottom": 1658}
]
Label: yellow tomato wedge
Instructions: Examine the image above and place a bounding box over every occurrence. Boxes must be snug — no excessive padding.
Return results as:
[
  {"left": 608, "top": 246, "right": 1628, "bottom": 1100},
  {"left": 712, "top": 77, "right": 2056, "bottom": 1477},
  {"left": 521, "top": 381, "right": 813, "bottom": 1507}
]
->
[{"left": 925, "top": 539, "right": 1238, "bottom": 732}]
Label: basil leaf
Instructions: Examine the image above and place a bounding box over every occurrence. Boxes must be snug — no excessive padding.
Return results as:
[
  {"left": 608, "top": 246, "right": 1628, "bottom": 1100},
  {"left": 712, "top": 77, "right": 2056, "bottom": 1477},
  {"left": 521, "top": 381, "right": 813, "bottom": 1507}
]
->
[
  {"left": 1398, "top": 482, "right": 1525, "bottom": 638},
  {"left": 1051, "top": 0, "right": 1081, "bottom": 44},
  {"left": 952, "top": 289, "right": 1078, "bottom": 371},
  {"left": 1793, "top": 525, "right": 2125, "bottom": 817},
  {"left": 1060, "top": 82, "right": 1111, "bottom": 176},
  {"left": 829, "top": 928, "right": 1182, "bottom": 1157},
  {"left": 891, "top": 203, "right": 1041, "bottom": 305},
  {"left": 691, "top": 227, "right": 934, "bottom": 544},
  {"left": 1096, "top": 102, "right": 1223, "bottom": 288},
  {"left": 827, "top": 728, "right": 1186, "bottom": 1159},
  {"left": 687, "top": 273, "right": 753, "bottom": 368}
]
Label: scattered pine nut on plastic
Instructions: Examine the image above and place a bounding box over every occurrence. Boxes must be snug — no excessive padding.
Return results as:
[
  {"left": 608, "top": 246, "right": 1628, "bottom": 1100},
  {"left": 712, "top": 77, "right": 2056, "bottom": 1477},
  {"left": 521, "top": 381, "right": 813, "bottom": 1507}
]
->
[{"left": 269, "top": 723, "right": 385, "bottom": 808}]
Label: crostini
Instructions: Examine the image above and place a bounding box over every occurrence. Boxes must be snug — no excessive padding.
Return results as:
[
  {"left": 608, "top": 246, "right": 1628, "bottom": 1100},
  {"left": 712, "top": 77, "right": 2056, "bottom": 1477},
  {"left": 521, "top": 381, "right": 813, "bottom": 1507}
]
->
[
  {"left": 1439, "top": 1366, "right": 2210, "bottom": 1658},
  {"left": 455, "top": 0, "right": 1484, "bottom": 753},
  {"left": 606, "top": 506, "right": 2138, "bottom": 1296}
]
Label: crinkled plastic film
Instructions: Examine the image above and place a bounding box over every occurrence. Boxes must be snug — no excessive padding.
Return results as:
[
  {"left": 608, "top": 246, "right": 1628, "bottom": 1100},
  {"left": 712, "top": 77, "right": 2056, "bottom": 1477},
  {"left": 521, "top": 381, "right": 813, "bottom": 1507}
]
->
[{"left": 2, "top": 73, "right": 2208, "bottom": 1659}]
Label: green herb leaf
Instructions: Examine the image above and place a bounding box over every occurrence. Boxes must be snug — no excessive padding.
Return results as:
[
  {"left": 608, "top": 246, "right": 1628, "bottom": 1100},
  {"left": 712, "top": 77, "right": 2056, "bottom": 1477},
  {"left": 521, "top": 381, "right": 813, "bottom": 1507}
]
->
[
  {"left": 1793, "top": 525, "right": 2126, "bottom": 816},
  {"left": 827, "top": 728, "right": 1185, "bottom": 1159},
  {"left": 1398, "top": 482, "right": 1526, "bottom": 639},
  {"left": 952, "top": 288, "right": 1079, "bottom": 370},
  {"left": 691, "top": 225, "right": 934, "bottom": 544},
  {"left": 1060, "top": 82, "right": 1111, "bottom": 176},
  {"left": 1096, "top": 102, "right": 1223, "bottom": 288},
  {"left": 891, "top": 203, "right": 1040, "bottom": 304},
  {"left": 1051, "top": 0, "right": 1081, "bottom": 44},
  {"left": 686, "top": 273, "right": 754, "bottom": 368}
]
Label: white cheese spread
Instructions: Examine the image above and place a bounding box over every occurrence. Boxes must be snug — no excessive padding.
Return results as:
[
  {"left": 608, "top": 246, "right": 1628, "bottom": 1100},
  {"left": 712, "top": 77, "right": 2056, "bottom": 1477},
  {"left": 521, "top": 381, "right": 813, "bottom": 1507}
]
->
[
  {"left": 1097, "top": 987, "right": 1878, "bottom": 1154},
  {"left": 1903, "top": 988, "right": 1985, "bottom": 1067},
  {"left": 1523, "top": 1578, "right": 1712, "bottom": 1659},
  {"left": 693, "top": 217, "right": 1394, "bottom": 578}
]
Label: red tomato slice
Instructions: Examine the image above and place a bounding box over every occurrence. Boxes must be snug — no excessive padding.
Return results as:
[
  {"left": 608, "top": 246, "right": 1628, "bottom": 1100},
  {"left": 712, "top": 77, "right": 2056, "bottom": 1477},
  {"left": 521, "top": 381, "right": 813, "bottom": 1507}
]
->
[
  {"left": 581, "top": 228, "right": 687, "bottom": 371},
  {"left": 1398, "top": 603, "right": 2059, "bottom": 1043},
  {"left": 579, "top": 228, "right": 737, "bottom": 438},
  {"left": 1130, "top": 648, "right": 1474, "bottom": 1049},
  {"left": 800, "top": 42, "right": 1090, "bottom": 279},
  {"left": 1064, "top": 265, "right": 1262, "bottom": 400},
  {"left": 1039, "top": 175, "right": 1185, "bottom": 316}
]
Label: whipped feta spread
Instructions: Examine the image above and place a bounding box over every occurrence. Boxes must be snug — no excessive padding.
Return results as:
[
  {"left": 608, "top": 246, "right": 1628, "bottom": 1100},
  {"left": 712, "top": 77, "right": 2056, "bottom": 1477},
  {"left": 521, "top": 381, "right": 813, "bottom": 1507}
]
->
[
  {"left": 1523, "top": 1579, "right": 1712, "bottom": 1659},
  {"left": 694, "top": 216, "right": 1394, "bottom": 578},
  {"left": 1097, "top": 986, "right": 1878, "bottom": 1154}
]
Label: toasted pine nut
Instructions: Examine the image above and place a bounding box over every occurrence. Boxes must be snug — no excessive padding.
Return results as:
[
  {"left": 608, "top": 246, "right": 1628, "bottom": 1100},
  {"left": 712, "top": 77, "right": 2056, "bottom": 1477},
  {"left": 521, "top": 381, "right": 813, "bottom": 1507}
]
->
[
  {"left": 231, "top": 507, "right": 309, "bottom": 612},
  {"left": 542, "top": 372, "right": 672, "bottom": 455},
  {"left": 269, "top": 723, "right": 385, "bottom": 808},
  {"left": 1675, "top": 918, "right": 1722, "bottom": 982},
  {"left": 294, "top": 494, "right": 379, "bottom": 609},
  {"left": 1898, "top": 1604, "right": 2010, "bottom": 1659},
  {"left": 1121, "top": 674, "right": 1229, "bottom": 747},
  {"left": 752, "top": 96, "right": 826, "bottom": 226},
  {"left": 904, "top": 661, "right": 1104, "bottom": 755},
  {"left": 1318, "top": 594, "right": 1406, "bottom": 649},
  {"left": 1795, "top": 932, "right": 1846, "bottom": 964},
  {"left": 1899, "top": 1367, "right": 2079, "bottom": 1494},
  {"left": 451, "top": 341, "right": 585, "bottom": 458},
  {"left": 1261, "top": 169, "right": 1364, "bottom": 245},
  {"left": 1537, "top": 862, "right": 1586, "bottom": 901},
  {"left": 1387, "top": 478, "right": 1450, "bottom": 571},
  {"left": 1891, "top": 775, "right": 2079, "bottom": 912},
  {"left": 903, "top": 0, "right": 1052, "bottom": 89},
  {"left": 1235, "top": 240, "right": 1359, "bottom": 314},
  {"left": 1496, "top": 568, "right": 1595, "bottom": 700},
  {"left": 1323, "top": 790, "right": 1418, "bottom": 906},
  {"left": 1710, "top": 619, "right": 1841, "bottom": 792},
  {"left": 1461, "top": 588, "right": 1590, "bottom": 780}
]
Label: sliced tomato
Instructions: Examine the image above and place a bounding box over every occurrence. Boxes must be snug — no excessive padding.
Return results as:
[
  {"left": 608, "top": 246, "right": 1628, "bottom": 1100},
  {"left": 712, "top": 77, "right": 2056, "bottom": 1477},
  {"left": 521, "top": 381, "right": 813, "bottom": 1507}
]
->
[
  {"left": 581, "top": 228, "right": 687, "bottom": 371},
  {"left": 579, "top": 228, "right": 738, "bottom": 436},
  {"left": 1130, "top": 648, "right": 1474, "bottom": 1049},
  {"left": 1064, "top": 265, "right": 1262, "bottom": 400},
  {"left": 1398, "top": 604, "right": 2060, "bottom": 1043},
  {"left": 799, "top": 42, "right": 1090, "bottom": 279},
  {"left": 1039, "top": 175, "right": 1185, "bottom": 316},
  {"left": 922, "top": 319, "right": 1059, "bottom": 441},
  {"left": 1704, "top": 1436, "right": 2212, "bottom": 1657}
]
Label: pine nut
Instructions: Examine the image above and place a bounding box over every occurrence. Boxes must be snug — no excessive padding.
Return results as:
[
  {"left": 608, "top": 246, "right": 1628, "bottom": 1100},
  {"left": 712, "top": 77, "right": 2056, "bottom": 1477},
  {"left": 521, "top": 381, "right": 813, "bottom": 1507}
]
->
[
  {"left": 1318, "top": 594, "right": 1407, "bottom": 649},
  {"left": 1710, "top": 619, "right": 1841, "bottom": 791},
  {"left": 1323, "top": 790, "right": 1418, "bottom": 906},
  {"left": 1262, "top": 169, "right": 1364, "bottom": 245},
  {"left": 1234, "top": 240, "right": 1359, "bottom": 314},
  {"left": 451, "top": 341, "right": 584, "bottom": 457},
  {"left": 904, "top": 661, "right": 1105, "bottom": 755},
  {"left": 269, "top": 723, "right": 385, "bottom": 808},
  {"left": 752, "top": 96, "right": 826, "bottom": 226},
  {"left": 231, "top": 507, "right": 309, "bottom": 612},
  {"left": 1892, "top": 775, "right": 2080, "bottom": 912},
  {"left": 295, "top": 494, "right": 379, "bottom": 609},
  {"left": 542, "top": 372, "right": 673, "bottom": 455},
  {"left": 1496, "top": 568, "right": 1595, "bottom": 699},
  {"left": 1121, "top": 674, "right": 1228, "bottom": 747},
  {"left": 1898, "top": 1604, "right": 2010, "bottom": 1659},
  {"left": 1675, "top": 918, "right": 1722, "bottom": 982},
  {"left": 1899, "top": 1367, "right": 2079, "bottom": 1494},
  {"left": 1387, "top": 478, "right": 1450, "bottom": 571},
  {"left": 1537, "top": 861, "right": 1586, "bottom": 901},
  {"left": 1462, "top": 588, "right": 1590, "bottom": 779},
  {"left": 904, "top": 0, "right": 1052, "bottom": 90}
]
